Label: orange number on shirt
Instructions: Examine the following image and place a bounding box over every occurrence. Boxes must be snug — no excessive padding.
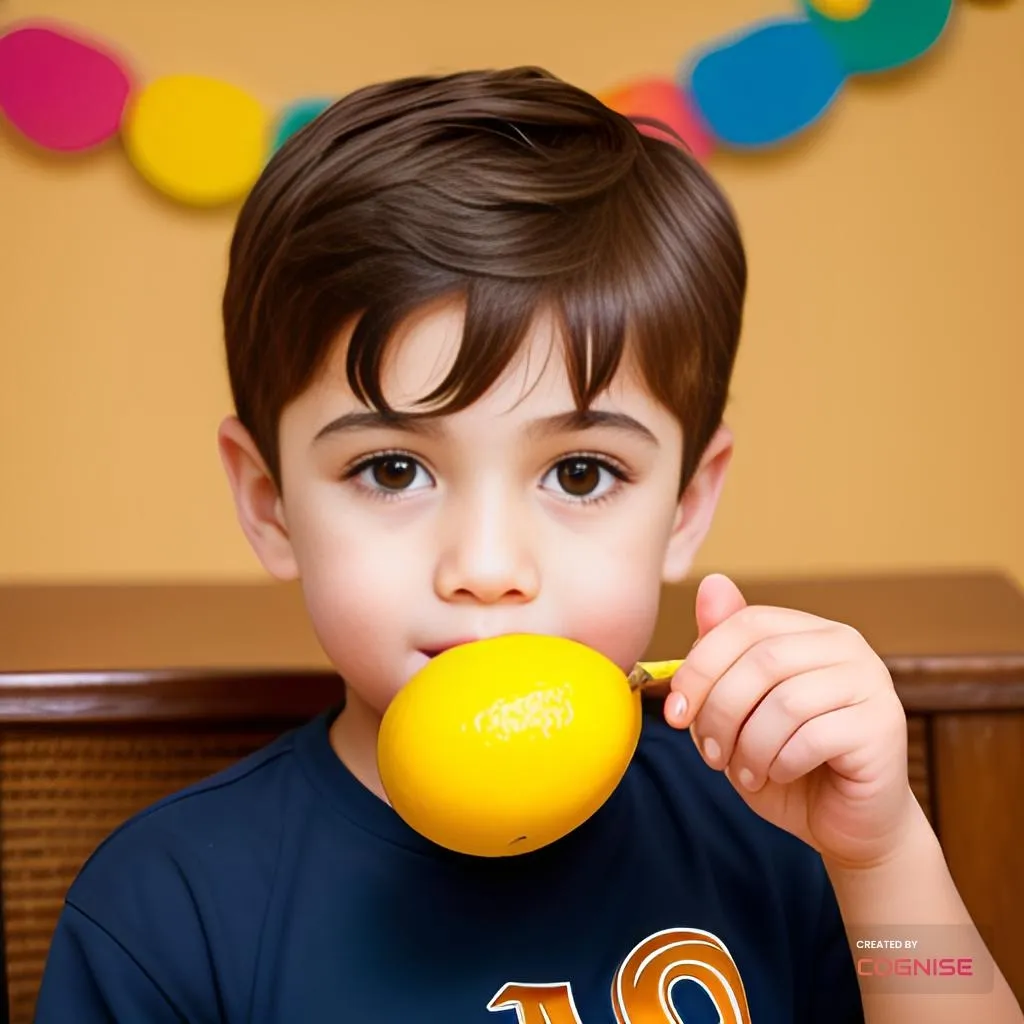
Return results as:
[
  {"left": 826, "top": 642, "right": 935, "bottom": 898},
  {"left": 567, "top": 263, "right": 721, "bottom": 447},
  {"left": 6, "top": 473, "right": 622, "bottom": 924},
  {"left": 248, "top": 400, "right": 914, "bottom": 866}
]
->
[
  {"left": 487, "top": 927, "right": 751, "bottom": 1024},
  {"left": 488, "top": 982, "right": 584, "bottom": 1023},
  {"left": 613, "top": 927, "right": 751, "bottom": 1024}
]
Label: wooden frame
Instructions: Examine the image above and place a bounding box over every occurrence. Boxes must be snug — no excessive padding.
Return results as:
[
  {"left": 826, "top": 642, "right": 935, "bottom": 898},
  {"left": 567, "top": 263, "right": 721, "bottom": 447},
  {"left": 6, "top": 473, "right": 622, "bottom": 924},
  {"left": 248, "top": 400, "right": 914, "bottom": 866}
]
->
[{"left": 0, "top": 572, "right": 1021, "bottom": 1020}]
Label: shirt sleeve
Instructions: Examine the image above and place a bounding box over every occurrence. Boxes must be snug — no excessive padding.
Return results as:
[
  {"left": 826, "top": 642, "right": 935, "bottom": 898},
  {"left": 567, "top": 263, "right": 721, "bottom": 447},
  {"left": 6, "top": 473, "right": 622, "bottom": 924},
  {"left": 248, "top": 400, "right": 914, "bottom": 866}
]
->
[
  {"left": 36, "top": 903, "right": 186, "bottom": 1023},
  {"left": 34, "top": 818, "right": 231, "bottom": 1024},
  {"left": 805, "top": 864, "right": 865, "bottom": 1024}
]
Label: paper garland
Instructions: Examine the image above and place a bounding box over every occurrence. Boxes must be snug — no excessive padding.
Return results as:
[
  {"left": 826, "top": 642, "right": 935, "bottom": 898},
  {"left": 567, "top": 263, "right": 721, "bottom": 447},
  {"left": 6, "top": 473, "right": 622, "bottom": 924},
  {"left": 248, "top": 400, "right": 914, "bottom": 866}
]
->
[
  {"left": 124, "top": 75, "right": 269, "bottom": 206},
  {"left": 0, "top": 24, "right": 130, "bottom": 152},
  {"left": 800, "top": 0, "right": 954, "bottom": 74},
  {"left": 685, "top": 18, "right": 847, "bottom": 149},
  {"left": 599, "top": 79, "right": 714, "bottom": 160},
  {"left": 0, "top": 0, "right": 1003, "bottom": 207}
]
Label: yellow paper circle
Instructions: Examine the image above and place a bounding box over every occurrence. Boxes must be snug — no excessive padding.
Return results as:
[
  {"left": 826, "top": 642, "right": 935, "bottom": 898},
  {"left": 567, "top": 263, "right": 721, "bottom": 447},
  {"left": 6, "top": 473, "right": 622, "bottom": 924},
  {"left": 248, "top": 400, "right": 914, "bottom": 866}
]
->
[
  {"left": 124, "top": 74, "right": 268, "bottom": 206},
  {"left": 808, "top": 0, "right": 872, "bottom": 19}
]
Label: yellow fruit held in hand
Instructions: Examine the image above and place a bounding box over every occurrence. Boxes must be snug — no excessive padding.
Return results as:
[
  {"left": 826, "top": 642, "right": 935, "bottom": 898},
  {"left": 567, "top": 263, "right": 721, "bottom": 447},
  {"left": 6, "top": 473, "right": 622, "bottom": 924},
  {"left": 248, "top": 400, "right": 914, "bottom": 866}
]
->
[{"left": 377, "top": 634, "right": 683, "bottom": 858}]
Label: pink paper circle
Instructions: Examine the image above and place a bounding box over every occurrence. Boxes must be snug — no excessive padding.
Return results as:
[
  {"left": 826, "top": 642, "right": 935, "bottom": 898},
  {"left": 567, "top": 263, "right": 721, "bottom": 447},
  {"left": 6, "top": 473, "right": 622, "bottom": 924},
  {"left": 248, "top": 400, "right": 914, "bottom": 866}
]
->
[{"left": 0, "top": 23, "right": 132, "bottom": 152}]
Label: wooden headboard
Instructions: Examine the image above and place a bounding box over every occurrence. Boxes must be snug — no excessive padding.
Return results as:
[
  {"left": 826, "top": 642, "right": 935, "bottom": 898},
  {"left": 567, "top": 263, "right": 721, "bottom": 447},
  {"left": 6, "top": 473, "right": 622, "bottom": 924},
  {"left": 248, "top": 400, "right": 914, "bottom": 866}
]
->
[
  {"left": 0, "top": 574, "right": 1022, "bottom": 1020},
  {"left": 0, "top": 582, "right": 343, "bottom": 1022},
  {"left": 0, "top": 672, "right": 340, "bottom": 1022}
]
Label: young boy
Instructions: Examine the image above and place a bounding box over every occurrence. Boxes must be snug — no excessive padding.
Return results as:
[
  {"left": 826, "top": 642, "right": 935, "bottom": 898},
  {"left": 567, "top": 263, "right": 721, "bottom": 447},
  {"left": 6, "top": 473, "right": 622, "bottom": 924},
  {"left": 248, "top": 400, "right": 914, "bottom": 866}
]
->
[{"left": 36, "top": 67, "right": 1021, "bottom": 1023}]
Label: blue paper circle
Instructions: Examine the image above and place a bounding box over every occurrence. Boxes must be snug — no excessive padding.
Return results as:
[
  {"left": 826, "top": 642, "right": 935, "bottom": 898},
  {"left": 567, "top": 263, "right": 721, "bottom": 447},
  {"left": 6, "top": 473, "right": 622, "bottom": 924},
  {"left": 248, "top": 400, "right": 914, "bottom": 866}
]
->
[{"left": 685, "top": 18, "right": 847, "bottom": 149}]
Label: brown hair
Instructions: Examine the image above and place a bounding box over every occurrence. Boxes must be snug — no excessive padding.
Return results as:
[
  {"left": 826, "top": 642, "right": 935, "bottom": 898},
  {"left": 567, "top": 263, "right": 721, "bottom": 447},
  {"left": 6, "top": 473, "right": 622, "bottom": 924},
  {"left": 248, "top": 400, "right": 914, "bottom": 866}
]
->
[{"left": 223, "top": 66, "right": 746, "bottom": 496}]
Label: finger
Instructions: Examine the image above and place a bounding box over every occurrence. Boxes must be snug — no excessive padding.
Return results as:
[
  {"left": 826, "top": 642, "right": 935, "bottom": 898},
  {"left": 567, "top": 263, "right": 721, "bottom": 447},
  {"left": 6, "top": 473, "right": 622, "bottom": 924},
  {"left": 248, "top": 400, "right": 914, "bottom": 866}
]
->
[
  {"left": 689, "top": 626, "right": 863, "bottom": 767},
  {"left": 670, "top": 607, "right": 844, "bottom": 730},
  {"left": 725, "top": 665, "right": 868, "bottom": 788},
  {"left": 694, "top": 573, "right": 747, "bottom": 641},
  {"left": 663, "top": 573, "right": 746, "bottom": 727},
  {"left": 765, "top": 703, "right": 873, "bottom": 788}
]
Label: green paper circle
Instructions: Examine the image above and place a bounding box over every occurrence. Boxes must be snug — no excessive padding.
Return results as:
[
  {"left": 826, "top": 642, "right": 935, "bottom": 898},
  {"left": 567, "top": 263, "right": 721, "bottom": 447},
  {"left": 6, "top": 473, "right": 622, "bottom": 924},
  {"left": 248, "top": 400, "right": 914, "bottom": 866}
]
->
[
  {"left": 801, "top": 0, "right": 954, "bottom": 74},
  {"left": 271, "top": 98, "right": 333, "bottom": 153}
]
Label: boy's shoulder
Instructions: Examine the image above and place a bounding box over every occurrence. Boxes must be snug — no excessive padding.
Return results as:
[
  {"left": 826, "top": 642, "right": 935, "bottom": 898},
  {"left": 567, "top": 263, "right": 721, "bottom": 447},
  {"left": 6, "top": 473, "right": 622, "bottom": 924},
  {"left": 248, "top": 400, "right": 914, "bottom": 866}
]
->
[
  {"left": 38, "top": 718, "right": 332, "bottom": 1024},
  {"left": 65, "top": 715, "right": 320, "bottom": 933},
  {"left": 82, "top": 719, "right": 301, "bottom": 858}
]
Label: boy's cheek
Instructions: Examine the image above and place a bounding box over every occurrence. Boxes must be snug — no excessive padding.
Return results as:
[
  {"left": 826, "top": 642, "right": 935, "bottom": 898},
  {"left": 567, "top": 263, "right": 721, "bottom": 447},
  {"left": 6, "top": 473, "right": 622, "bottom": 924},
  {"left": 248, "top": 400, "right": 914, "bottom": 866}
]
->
[
  {"left": 294, "top": 552, "right": 413, "bottom": 691},
  {"left": 564, "top": 575, "right": 664, "bottom": 675}
]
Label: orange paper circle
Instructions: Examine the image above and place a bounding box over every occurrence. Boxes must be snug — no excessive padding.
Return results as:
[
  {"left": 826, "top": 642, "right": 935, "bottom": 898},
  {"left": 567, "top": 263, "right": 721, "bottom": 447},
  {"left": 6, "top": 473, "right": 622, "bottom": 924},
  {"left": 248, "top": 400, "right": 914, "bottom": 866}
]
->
[
  {"left": 124, "top": 74, "right": 268, "bottom": 206},
  {"left": 599, "top": 79, "right": 714, "bottom": 160}
]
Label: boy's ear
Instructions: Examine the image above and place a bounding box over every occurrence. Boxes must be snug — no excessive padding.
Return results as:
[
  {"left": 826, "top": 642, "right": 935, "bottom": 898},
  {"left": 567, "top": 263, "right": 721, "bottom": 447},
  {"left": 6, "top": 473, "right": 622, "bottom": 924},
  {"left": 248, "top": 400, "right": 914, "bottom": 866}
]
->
[
  {"left": 661, "top": 423, "right": 734, "bottom": 584},
  {"left": 217, "top": 416, "right": 299, "bottom": 581}
]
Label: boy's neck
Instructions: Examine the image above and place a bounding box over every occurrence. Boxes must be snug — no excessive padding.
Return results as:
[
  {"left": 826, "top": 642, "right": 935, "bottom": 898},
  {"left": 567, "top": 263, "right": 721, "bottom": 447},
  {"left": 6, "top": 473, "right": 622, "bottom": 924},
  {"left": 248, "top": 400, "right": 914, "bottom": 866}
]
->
[{"left": 328, "top": 686, "right": 389, "bottom": 803}]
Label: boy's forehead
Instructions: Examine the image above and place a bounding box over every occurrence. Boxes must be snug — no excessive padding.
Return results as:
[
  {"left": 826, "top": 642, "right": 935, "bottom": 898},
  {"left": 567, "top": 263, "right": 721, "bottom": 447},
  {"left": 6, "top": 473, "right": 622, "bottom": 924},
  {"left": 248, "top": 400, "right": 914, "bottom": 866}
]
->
[
  {"left": 312, "top": 297, "right": 649, "bottom": 419},
  {"left": 378, "top": 297, "right": 499, "bottom": 408}
]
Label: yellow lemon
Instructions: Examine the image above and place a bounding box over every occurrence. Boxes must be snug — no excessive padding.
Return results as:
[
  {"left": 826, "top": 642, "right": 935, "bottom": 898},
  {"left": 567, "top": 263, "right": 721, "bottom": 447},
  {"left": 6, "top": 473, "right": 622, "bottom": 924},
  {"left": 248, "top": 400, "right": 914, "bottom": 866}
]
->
[{"left": 378, "top": 634, "right": 642, "bottom": 857}]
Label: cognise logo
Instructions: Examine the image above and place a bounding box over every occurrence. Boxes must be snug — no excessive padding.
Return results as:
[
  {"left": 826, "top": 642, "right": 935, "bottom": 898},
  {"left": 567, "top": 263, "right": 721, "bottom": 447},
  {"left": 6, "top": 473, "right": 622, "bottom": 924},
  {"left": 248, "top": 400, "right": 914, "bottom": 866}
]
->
[
  {"left": 487, "top": 927, "right": 752, "bottom": 1024},
  {"left": 857, "top": 956, "right": 975, "bottom": 977}
]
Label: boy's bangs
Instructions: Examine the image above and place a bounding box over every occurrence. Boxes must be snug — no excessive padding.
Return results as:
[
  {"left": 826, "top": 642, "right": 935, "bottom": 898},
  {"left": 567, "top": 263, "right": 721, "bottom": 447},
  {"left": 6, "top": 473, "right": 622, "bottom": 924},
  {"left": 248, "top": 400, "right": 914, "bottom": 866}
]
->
[{"left": 342, "top": 256, "right": 695, "bottom": 438}]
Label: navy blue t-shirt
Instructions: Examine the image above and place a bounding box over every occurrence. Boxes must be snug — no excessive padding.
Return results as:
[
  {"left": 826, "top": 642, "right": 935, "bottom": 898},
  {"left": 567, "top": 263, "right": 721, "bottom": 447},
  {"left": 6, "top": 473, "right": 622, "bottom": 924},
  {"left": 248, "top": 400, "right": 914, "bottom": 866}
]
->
[{"left": 36, "top": 702, "right": 864, "bottom": 1023}]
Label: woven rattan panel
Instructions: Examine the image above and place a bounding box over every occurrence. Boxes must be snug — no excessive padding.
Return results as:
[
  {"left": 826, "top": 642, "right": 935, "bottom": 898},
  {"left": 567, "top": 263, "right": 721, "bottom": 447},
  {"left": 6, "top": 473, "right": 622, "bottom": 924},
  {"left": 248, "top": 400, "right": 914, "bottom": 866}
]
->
[{"left": 0, "top": 728, "right": 283, "bottom": 1024}]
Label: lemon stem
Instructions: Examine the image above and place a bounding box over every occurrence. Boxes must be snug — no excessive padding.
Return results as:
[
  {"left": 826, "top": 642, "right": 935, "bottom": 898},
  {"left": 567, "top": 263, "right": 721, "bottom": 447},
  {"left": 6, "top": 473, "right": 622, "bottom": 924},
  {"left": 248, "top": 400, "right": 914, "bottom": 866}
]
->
[{"left": 627, "top": 658, "right": 685, "bottom": 691}]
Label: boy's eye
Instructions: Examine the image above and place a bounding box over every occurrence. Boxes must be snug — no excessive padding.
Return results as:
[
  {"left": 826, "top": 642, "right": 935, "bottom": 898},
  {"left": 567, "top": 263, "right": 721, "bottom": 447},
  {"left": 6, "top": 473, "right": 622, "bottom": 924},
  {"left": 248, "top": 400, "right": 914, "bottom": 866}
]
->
[
  {"left": 543, "top": 458, "right": 622, "bottom": 500},
  {"left": 358, "top": 455, "right": 432, "bottom": 492}
]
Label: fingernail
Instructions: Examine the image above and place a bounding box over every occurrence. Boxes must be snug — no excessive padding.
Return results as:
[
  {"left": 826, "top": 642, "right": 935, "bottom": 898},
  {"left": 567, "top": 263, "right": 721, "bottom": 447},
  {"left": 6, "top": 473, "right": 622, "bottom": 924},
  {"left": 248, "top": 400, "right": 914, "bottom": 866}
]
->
[
  {"left": 737, "top": 767, "right": 756, "bottom": 790},
  {"left": 703, "top": 736, "right": 721, "bottom": 763},
  {"left": 667, "top": 692, "right": 688, "bottom": 721}
]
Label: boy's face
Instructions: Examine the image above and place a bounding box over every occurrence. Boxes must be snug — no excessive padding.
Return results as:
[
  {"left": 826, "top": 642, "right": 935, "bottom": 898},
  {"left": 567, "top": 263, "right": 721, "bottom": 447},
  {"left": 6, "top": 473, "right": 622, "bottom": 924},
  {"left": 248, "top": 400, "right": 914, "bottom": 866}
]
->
[{"left": 219, "top": 297, "right": 732, "bottom": 717}]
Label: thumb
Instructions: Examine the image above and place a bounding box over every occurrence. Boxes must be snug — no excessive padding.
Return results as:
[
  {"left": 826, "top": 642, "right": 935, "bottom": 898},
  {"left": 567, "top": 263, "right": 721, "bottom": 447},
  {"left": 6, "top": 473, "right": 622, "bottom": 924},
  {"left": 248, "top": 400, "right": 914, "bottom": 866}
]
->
[{"left": 694, "top": 573, "right": 748, "bottom": 641}]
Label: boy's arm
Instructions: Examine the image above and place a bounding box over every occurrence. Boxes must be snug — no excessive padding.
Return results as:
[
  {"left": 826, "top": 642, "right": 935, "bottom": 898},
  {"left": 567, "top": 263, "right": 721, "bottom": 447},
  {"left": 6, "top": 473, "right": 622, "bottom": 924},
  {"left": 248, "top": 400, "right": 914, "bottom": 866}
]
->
[
  {"left": 36, "top": 902, "right": 189, "bottom": 1023},
  {"left": 665, "top": 574, "right": 1023, "bottom": 1023},
  {"left": 824, "top": 798, "right": 1023, "bottom": 1023}
]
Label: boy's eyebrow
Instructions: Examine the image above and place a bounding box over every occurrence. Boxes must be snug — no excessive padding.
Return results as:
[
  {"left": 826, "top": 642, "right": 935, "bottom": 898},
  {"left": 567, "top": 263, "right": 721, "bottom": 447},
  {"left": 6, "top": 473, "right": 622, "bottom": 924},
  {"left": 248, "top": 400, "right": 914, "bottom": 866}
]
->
[{"left": 312, "top": 408, "right": 659, "bottom": 447}]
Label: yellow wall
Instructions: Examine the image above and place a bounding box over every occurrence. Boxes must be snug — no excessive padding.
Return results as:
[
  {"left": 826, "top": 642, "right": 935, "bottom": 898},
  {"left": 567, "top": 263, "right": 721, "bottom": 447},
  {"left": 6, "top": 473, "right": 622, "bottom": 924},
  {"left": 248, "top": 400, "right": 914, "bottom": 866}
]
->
[{"left": 1, "top": 0, "right": 1022, "bottom": 585}]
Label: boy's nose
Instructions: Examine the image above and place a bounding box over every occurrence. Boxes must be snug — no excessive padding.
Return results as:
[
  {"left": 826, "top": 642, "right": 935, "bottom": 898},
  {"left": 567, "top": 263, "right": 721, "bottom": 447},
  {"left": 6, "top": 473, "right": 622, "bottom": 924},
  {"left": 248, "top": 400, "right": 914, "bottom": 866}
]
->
[{"left": 433, "top": 493, "right": 540, "bottom": 605}]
